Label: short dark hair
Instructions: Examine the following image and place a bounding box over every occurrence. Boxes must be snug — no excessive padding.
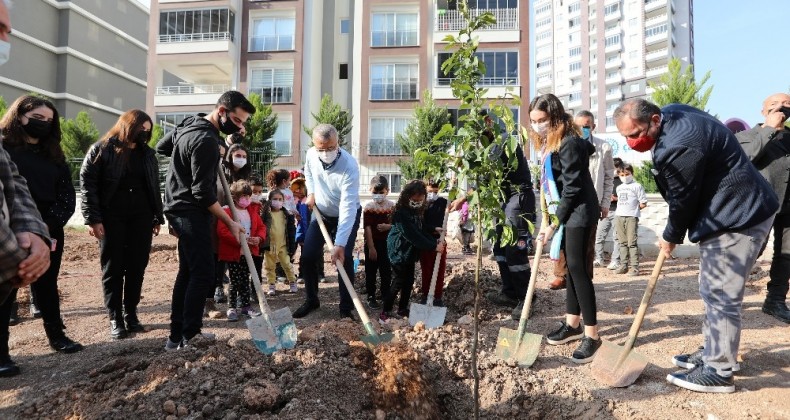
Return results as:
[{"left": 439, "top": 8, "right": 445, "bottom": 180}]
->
[
  {"left": 249, "top": 175, "right": 264, "bottom": 187},
  {"left": 613, "top": 157, "right": 624, "bottom": 169},
  {"left": 613, "top": 98, "right": 661, "bottom": 125},
  {"left": 427, "top": 180, "right": 441, "bottom": 189},
  {"left": 217, "top": 90, "right": 256, "bottom": 115},
  {"left": 575, "top": 110, "right": 595, "bottom": 121},
  {"left": 620, "top": 163, "right": 634, "bottom": 174},
  {"left": 370, "top": 175, "right": 389, "bottom": 191}
]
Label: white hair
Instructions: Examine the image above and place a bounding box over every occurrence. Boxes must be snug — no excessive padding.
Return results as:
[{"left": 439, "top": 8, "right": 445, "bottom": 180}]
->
[{"left": 312, "top": 124, "right": 338, "bottom": 142}]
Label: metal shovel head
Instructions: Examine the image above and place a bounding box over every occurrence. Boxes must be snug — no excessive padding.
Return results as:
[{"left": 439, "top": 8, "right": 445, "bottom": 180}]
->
[
  {"left": 359, "top": 321, "right": 394, "bottom": 348},
  {"left": 408, "top": 302, "right": 447, "bottom": 329},
  {"left": 590, "top": 339, "right": 650, "bottom": 387},
  {"left": 495, "top": 327, "right": 543, "bottom": 367},
  {"left": 246, "top": 307, "right": 298, "bottom": 355}
]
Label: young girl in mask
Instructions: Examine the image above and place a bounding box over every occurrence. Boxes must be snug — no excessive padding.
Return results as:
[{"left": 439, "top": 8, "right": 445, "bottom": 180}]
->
[
  {"left": 261, "top": 189, "right": 297, "bottom": 296},
  {"left": 419, "top": 180, "right": 448, "bottom": 306},
  {"left": 217, "top": 180, "right": 266, "bottom": 321},
  {"left": 379, "top": 180, "right": 445, "bottom": 323},
  {"left": 363, "top": 175, "right": 394, "bottom": 309},
  {"left": 613, "top": 163, "right": 647, "bottom": 277}
]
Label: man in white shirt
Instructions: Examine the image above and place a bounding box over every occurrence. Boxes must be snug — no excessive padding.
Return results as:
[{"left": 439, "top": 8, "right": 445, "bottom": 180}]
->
[{"left": 293, "top": 124, "right": 361, "bottom": 319}]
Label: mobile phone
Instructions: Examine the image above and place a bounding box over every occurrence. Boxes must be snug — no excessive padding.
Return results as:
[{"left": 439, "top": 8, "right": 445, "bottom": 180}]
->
[{"left": 778, "top": 106, "right": 790, "bottom": 119}]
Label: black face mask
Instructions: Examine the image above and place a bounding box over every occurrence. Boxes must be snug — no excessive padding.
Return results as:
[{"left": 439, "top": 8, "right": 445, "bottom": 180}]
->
[
  {"left": 135, "top": 130, "right": 151, "bottom": 144},
  {"left": 22, "top": 118, "right": 51, "bottom": 139},
  {"left": 219, "top": 110, "right": 241, "bottom": 135}
]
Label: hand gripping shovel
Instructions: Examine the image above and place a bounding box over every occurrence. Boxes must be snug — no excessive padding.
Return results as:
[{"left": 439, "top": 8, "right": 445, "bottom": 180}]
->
[
  {"left": 217, "top": 169, "right": 296, "bottom": 355},
  {"left": 409, "top": 197, "right": 450, "bottom": 329},
  {"left": 591, "top": 253, "right": 666, "bottom": 387},
  {"left": 495, "top": 239, "right": 544, "bottom": 367},
  {"left": 313, "top": 207, "right": 394, "bottom": 348}
]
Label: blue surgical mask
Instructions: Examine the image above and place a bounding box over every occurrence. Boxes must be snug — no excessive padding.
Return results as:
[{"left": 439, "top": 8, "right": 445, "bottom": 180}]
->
[{"left": 582, "top": 127, "right": 591, "bottom": 140}]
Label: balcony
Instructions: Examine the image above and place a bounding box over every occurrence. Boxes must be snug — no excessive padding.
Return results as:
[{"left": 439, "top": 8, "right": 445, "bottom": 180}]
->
[
  {"left": 157, "top": 32, "right": 234, "bottom": 55},
  {"left": 435, "top": 8, "right": 519, "bottom": 31},
  {"left": 154, "top": 84, "right": 229, "bottom": 107},
  {"left": 645, "top": 48, "right": 668, "bottom": 62},
  {"left": 605, "top": 74, "right": 622, "bottom": 85},
  {"left": 248, "top": 86, "right": 294, "bottom": 104},
  {"left": 646, "top": 65, "right": 668, "bottom": 79},
  {"left": 604, "top": 40, "right": 622, "bottom": 53},
  {"left": 436, "top": 76, "right": 518, "bottom": 87},
  {"left": 569, "top": 67, "right": 582, "bottom": 78},
  {"left": 368, "top": 140, "right": 405, "bottom": 156},
  {"left": 645, "top": 0, "right": 669, "bottom": 13},
  {"left": 605, "top": 59, "right": 621, "bottom": 70},
  {"left": 568, "top": 97, "right": 582, "bottom": 108},
  {"left": 603, "top": 9, "right": 621, "bottom": 22},
  {"left": 536, "top": 77, "right": 552, "bottom": 89},
  {"left": 605, "top": 89, "right": 622, "bottom": 101},
  {"left": 249, "top": 35, "right": 295, "bottom": 52}
]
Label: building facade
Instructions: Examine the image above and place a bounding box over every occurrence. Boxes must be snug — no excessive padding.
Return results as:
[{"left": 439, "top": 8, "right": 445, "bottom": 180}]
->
[
  {"left": 1, "top": 0, "right": 149, "bottom": 131},
  {"left": 147, "top": 0, "right": 529, "bottom": 193},
  {"left": 533, "top": 0, "right": 693, "bottom": 158}
]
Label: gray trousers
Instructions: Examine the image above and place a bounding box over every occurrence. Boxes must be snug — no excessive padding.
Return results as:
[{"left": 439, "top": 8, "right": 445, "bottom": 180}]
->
[
  {"left": 698, "top": 215, "right": 774, "bottom": 371},
  {"left": 616, "top": 216, "right": 639, "bottom": 268},
  {"left": 595, "top": 211, "right": 620, "bottom": 263}
]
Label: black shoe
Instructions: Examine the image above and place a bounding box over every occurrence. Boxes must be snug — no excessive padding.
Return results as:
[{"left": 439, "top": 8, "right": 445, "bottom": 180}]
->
[
  {"left": 366, "top": 296, "right": 381, "bottom": 310},
  {"left": 433, "top": 298, "right": 444, "bottom": 308},
  {"left": 762, "top": 299, "right": 790, "bottom": 324},
  {"left": 672, "top": 346, "right": 741, "bottom": 372},
  {"left": 110, "top": 320, "right": 128, "bottom": 339},
  {"left": 49, "top": 335, "right": 84, "bottom": 354},
  {"left": 485, "top": 291, "right": 518, "bottom": 308},
  {"left": 339, "top": 310, "right": 356, "bottom": 321},
  {"left": 8, "top": 302, "right": 18, "bottom": 326},
  {"left": 570, "top": 336, "right": 602, "bottom": 364},
  {"left": 0, "top": 358, "right": 20, "bottom": 377},
  {"left": 546, "top": 321, "right": 584, "bottom": 345},
  {"left": 396, "top": 308, "right": 410, "bottom": 318},
  {"left": 214, "top": 286, "right": 227, "bottom": 304},
  {"left": 292, "top": 301, "right": 320, "bottom": 318},
  {"left": 666, "top": 364, "right": 735, "bottom": 393},
  {"left": 124, "top": 313, "right": 145, "bottom": 333}
]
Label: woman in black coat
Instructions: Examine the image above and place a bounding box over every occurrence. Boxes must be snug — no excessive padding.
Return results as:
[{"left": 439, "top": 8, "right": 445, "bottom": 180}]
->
[
  {"left": 80, "top": 109, "right": 163, "bottom": 339},
  {"left": 529, "top": 93, "right": 602, "bottom": 364},
  {"left": 0, "top": 95, "right": 83, "bottom": 376}
]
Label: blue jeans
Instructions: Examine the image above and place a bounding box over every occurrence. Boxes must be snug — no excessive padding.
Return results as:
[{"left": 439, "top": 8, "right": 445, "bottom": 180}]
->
[
  {"left": 299, "top": 207, "right": 361, "bottom": 313},
  {"left": 167, "top": 210, "right": 215, "bottom": 342}
]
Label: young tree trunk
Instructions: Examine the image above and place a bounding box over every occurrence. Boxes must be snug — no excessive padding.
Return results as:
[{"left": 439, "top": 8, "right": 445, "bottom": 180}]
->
[{"left": 472, "top": 177, "right": 482, "bottom": 420}]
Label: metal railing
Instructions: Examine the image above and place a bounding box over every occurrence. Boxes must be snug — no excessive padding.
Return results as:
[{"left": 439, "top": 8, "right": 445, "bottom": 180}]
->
[
  {"left": 436, "top": 76, "right": 518, "bottom": 87},
  {"left": 435, "top": 8, "right": 519, "bottom": 31},
  {"left": 248, "top": 86, "right": 293, "bottom": 104},
  {"left": 158, "top": 32, "right": 233, "bottom": 43},
  {"left": 249, "top": 35, "right": 294, "bottom": 52},
  {"left": 155, "top": 84, "right": 229, "bottom": 95},
  {"left": 367, "top": 140, "right": 405, "bottom": 156}
]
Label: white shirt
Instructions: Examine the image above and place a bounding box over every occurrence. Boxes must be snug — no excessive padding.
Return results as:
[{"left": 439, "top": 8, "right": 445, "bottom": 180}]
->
[
  {"left": 615, "top": 181, "right": 648, "bottom": 218},
  {"left": 304, "top": 148, "right": 360, "bottom": 247}
]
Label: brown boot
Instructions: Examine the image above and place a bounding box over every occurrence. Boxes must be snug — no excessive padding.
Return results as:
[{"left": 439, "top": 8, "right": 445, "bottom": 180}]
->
[{"left": 549, "top": 277, "right": 566, "bottom": 290}]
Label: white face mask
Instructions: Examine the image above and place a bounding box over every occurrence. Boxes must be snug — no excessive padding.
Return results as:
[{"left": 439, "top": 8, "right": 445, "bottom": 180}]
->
[
  {"left": 251, "top": 193, "right": 263, "bottom": 203},
  {"left": 620, "top": 175, "right": 634, "bottom": 184},
  {"left": 318, "top": 148, "right": 339, "bottom": 164},
  {"left": 531, "top": 121, "right": 549, "bottom": 136},
  {"left": 372, "top": 193, "right": 386, "bottom": 203},
  {"left": 271, "top": 199, "right": 284, "bottom": 209},
  {"left": 409, "top": 199, "right": 423, "bottom": 209},
  {"left": 426, "top": 192, "right": 438, "bottom": 202},
  {"left": 0, "top": 41, "right": 10, "bottom": 66},
  {"left": 232, "top": 157, "right": 247, "bottom": 169}
]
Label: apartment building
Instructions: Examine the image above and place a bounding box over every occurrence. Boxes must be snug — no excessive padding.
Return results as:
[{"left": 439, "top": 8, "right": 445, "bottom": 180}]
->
[
  {"left": 147, "top": 0, "right": 529, "bottom": 192},
  {"left": 1, "top": 0, "right": 149, "bottom": 131},
  {"left": 533, "top": 0, "right": 693, "bottom": 159}
]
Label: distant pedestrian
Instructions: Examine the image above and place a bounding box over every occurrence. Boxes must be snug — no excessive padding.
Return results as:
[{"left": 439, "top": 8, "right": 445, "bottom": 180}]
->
[
  {"left": 612, "top": 163, "right": 647, "bottom": 276},
  {"left": 261, "top": 189, "right": 297, "bottom": 296}
]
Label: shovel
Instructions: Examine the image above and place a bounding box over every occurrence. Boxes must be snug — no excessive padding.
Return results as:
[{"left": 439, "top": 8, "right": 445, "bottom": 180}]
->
[
  {"left": 409, "top": 197, "right": 450, "bottom": 329},
  {"left": 495, "top": 239, "right": 544, "bottom": 367},
  {"left": 313, "top": 207, "right": 394, "bottom": 348},
  {"left": 217, "top": 169, "right": 297, "bottom": 355},
  {"left": 591, "top": 253, "right": 666, "bottom": 387}
]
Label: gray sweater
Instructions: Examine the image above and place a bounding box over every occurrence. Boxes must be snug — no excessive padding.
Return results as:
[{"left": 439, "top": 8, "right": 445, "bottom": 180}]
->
[{"left": 737, "top": 124, "right": 790, "bottom": 214}]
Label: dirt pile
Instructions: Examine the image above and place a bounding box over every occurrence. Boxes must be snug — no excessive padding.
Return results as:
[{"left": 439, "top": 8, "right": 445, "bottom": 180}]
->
[{"left": 372, "top": 343, "right": 438, "bottom": 419}]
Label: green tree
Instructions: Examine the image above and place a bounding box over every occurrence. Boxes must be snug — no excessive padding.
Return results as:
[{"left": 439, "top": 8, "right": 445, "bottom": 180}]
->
[
  {"left": 243, "top": 92, "right": 279, "bottom": 149},
  {"left": 396, "top": 91, "right": 452, "bottom": 180},
  {"left": 148, "top": 123, "right": 164, "bottom": 149},
  {"left": 649, "top": 58, "right": 713, "bottom": 110},
  {"left": 0, "top": 95, "right": 6, "bottom": 120},
  {"left": 302, "top": 94, "right": 353, "bottom": 149},
  {"left": 61, "top": 111, "right": 99, "bottom": 159},
  {"left": 633, "top": 161, "right": 659, "bottom": 193}
]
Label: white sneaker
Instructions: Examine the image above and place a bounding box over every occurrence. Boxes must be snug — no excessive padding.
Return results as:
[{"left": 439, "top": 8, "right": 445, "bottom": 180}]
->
[
  {"left": 277, "top": 276, "right": 287, "bottom": 283},
  {"left": 607, "top": 261, "right": 621, "bottom": 270},
  {"left": 226, "top": 308, "right": 238, "bottom": 322},
  {"left": 593, "top": 259, "right": 604, "bottom": 267},
  {"left": 267, "top": 285, "right": 276, "bottom": 296},
  {"left": 289, "top": 283, "right": 298, "bottom": 293},
  {"left": 297, "top": 278, "right": 305, "bottom": 284}
]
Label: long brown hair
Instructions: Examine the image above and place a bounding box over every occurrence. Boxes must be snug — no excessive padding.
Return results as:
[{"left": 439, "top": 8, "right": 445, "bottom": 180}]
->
[
  {"left": 528, "top": 93, "right": 580, "bottom": 154},
  {"left": 394, "top": 179, "right": 427, "bottom": 215},
  {"left": 100, "top": 109, "right": 153, "bottom": 155},
  {"left": 0, "top": 95, "right": 65, "bottom": 163}
]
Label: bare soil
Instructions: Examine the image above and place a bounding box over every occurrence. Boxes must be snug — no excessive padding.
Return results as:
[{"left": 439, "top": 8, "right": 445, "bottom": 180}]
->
[{"left": 0, "top": 229, "right": 788, "bottom": 419}]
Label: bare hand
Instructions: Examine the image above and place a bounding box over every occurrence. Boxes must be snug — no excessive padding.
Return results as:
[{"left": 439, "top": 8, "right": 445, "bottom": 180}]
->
[
  {"left": 436, "top": 240, "right": 446, "bottom": 253},
  {"left": 153, "top": 224, "right": 161, "bottom": 236},
  {"left": 376, "top": 223, "right": 391, "bottom": 232},
  {"left": 537, "top": 225, "right": 555, "bottom": 245},
  {"left": 249, "top": 236, "right": 262, "bottom": 247},
  {"left": 659, "top": 239, "right": 676, "bottom": 259},
  {"left": 600, "top": 207, "right": 609, "bottom": 219},
  {"left": 332, "top": 245, "right": 345, "bottom": 266},
  {"left": 305, "top": 194, "right": 315, "bottom": 210},
  {"left": 368, "top": 246, "right": 377, "bottom": 262},
  {"left": 611, "top": 194, "right": 618, "bottom": 202},
  {"left": 88, "top": 223, "right": 105, "bottom": 240},
  {"left": 765, "top": 109, "right": 787, "bottom": 129},
  {"left": 227, "top": 220, "right": 244, "bottom": 244},
  {"left": 16, "top": 233, "right": 51, "bottom": 285}
]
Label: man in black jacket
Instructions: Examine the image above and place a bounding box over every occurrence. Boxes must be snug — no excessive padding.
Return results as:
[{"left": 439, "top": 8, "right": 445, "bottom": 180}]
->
[
  {"left": 615, "top": 99, "right": 778, "bottom": 394},
  {"left": 736, "top": 92, "right": 790, "bottom": 323},
  {"left": 156, "top": 91, "right": 253, "bottom": 349}
]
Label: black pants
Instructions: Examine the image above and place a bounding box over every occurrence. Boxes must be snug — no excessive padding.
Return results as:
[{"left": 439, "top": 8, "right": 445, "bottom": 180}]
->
[
  {"left": 564, "top": 225, "right": 598, "bottom": 325},
  {"left": 167, "top": 211, "right": 214, "bottom": 342},
  {"left": 383, "top": 262, "right": 415, "bottom": 313},
  {"left": 768, "top": 213, "right": 790, "bottom": 302},
  {"left": 99, "top": 213, "right": 153, "bottom": 321},
  {"left": 208, "top": 256, "right": 225, "bottom": 299},
  {"left": 300, "top": 207, "right": 361, "bottom": 312},
  {"left": 227, "top": 260, "right": 251, "bottom": 309},
  {"left": 494, "top": 193, "right": 535, "bottom": 300},
  {"left": 0, "top": 290, "right": 15, "bottom": 359},
  {"left": 365, "top": 238, "right": 391, "bottom": 299},
  {"left": 296, "top": 243, "right": 324, "bottom": 279}
]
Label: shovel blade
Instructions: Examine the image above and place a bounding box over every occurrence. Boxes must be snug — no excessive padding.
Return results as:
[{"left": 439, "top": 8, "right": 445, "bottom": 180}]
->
[
  {"left": 360, "top": 332, "right": 395, "bottom": 348},
  {"left": 246, "top": 307, "right": 297, "bottom": 355},
  {"left": 590, "top": 340, "right": 649, "bottom": 387},
  {"left": 408, "top": 303, "right": 447, "bottom": 329},
  {"left": 495, "top": 327, "right": 543, "bottom": 367}
]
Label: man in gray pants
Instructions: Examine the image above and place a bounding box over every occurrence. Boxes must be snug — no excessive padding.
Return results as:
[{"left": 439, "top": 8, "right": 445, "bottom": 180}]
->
[{"left": 615, "top": 99, "right": 778, "bottom": 394}]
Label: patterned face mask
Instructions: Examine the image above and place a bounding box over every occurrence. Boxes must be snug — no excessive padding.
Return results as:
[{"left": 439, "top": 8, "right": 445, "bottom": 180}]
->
[{"left": 409, "top": 200, "right": 423, "bottom": 209}]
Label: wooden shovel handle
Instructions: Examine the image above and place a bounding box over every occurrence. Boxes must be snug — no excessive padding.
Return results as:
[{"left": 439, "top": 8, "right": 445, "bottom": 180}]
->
[
  {"left": 621, "top": 252, "right": 666, "bottom": 354},
  {"left": 426, "top": 177, "right": 456, "bottom": 305}
]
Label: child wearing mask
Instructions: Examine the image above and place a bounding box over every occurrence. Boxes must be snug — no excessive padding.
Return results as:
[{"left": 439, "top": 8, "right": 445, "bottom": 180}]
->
[
  {"left": 248, "top": 176, "right": 266, "bottom": 302},
  {"left": 291, "top": 178, "right": 325, "bottom": 283},
  {"left": 266, "top": 169, "right": 297, "bottom": 282},
  {"left": 459, "top": 196, "right": 475, "bottom": 255},
  {"left": 420, "top": 181, "right": 448, "bottom": 306},
  {"left": 217, "top": 180, "right": 267, "bottom": 321},
  {"left": 379, "top": 180, "right": 445, "bottom": 323},
  {"left": 363, "top": 175, "right": 395, "bottom": 309},
  {"left": 261, "top": 189, "right": 298, "bottom": 295},
  {"left": 614, "top": 163, "right": 648, "bottom": 277}
]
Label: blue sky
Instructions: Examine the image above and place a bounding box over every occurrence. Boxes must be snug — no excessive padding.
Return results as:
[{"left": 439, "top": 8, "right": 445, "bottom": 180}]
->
[{"left": 693, "top": 0, "right": 789, "bottom": 124}]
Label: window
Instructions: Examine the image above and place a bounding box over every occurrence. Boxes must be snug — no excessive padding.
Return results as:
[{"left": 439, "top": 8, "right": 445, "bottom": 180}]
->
[
  {"left": 630, "top": 83, "right": 640, "bottom": 92},
  {"left": 272, "top": 120, "right": 292, "bottom": 156},
  {"left": 645, "top": 24, "right": 667, "bottom": 38},
  {"left": 569, "top": 32, "right": 580, "bottom": 44},
  {"left": 604, "top": 3, "right": 619, "bottom": 15},
  {"left": 156, "top": 112, "right": 203, "bottom": 134},
  {"left": 605, "top": 34, "right": 621, "bottom": 47},
  {"left": 369, "top": 117, "right": 409, "bottom": 155},
  {"left": 536, "top": 30, "right": 551, "bottom": 41},
  {"left": 536, "top": 59, "right": 552, "bottom": 69},
  {"left": 437, "top": 51, "right": 518, "bottom": 86},
  {"left": 569, "top": 61, "right": 581, "bottom": 72},
  {"left": 536, "top": 73, "right": 552, "bottom": 83},
  {"left": 453, "top": 0, "right": 519, "bottom": 8},
  {"left": 371, "top": 13, "right": 418, "bottom": 47},
  {"left": 568, "top": 2, "right": 580, "bottom": 13},
  {"left": 249, "top": 68, "right": 294, "bottom": 103},
  {"left": 448, "top": 108, "right": 519, "bottom": 133},
  {"left": 376, "top": 173, "right": 403, "bottom": 193},
  {"left": 535, "top": 18, "right": 551, "bottom": 28},
  {"left": 569, "top": 46, "right": 581, "bottom": 57},
  {"left": 606, "top": 116, "right": 615, "bottom": 127},
  {"left": 568, "top": 17, "right": 580, "bottom": 28},
  {"left": 536, "top": 45, "right": 551, "bottom": 56},
  {"left": 339, "top": 63, "right": 348, "bottom": 80},
  {"left": 158, "top": 8, "right": 235, "bottom": 42},
  {"left": 629, "top": 50, "right": 638, "bottom": 59},
  {"left": 535, "top": 3, "right": 551, "bottom": 15},
  {"left": 629, "top": 18, "right": 637, "bottom": 27},
  {"left": 250, "top": 17, "right": 295, "bottom": 51},
  {"left": 340, "top": 19, "right": 350, "bottom": 34},
  {"left": 370, "top": 63, "right": 418, "bottom": 100}
]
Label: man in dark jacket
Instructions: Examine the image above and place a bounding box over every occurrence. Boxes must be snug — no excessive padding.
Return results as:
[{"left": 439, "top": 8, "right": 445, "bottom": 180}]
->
[
  {"left": 615, "top": 99, "right": 778, "bottom": 394},
  {"left": 736, "top": 92, "right": 790, "bottom": 323},
  {"left": 156, "top": 91, "right": 253, "bottom": 349}
]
